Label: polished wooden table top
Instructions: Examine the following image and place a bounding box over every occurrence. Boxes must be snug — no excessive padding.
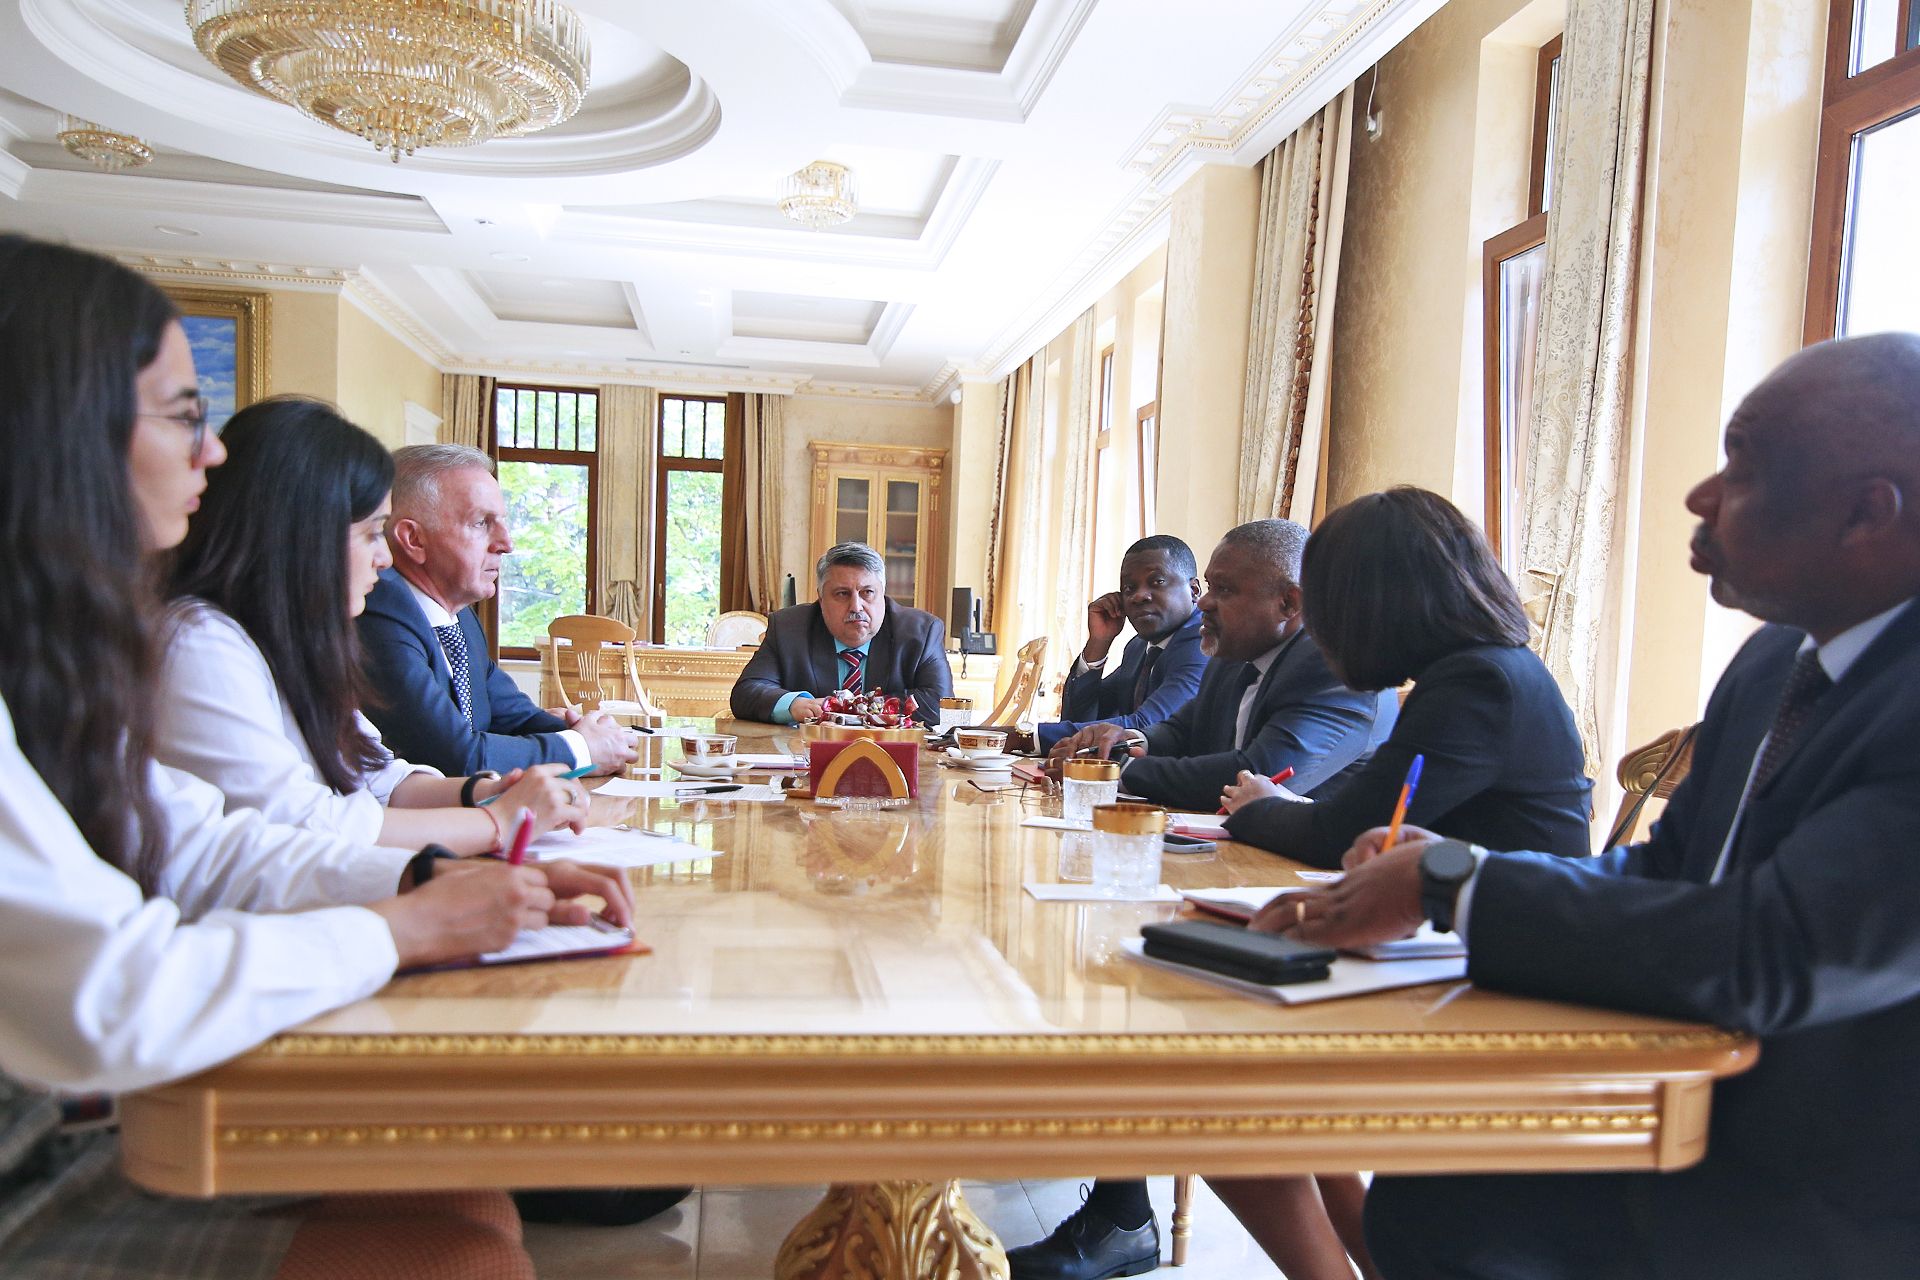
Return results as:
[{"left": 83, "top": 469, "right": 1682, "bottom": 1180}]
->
[{"left": 121, "top": 722, "right": 1755, "bottom": 1200}]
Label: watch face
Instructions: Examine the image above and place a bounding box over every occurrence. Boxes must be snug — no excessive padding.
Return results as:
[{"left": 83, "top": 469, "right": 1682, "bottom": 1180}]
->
[{"left": 1423, "top": 840, "right": 1478, "bottom": 883}]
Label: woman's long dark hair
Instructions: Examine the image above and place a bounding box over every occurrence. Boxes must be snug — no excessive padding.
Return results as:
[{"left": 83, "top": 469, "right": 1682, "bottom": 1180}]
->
[
  {"left": 169, "top": 397, "right": 394, "bottom": 793},
  {"left": 0, "top": 235, "right": 175, "bottom": 889},
  {"left": 1302, "top": 487, "right": 1532, "bottom": 691}
]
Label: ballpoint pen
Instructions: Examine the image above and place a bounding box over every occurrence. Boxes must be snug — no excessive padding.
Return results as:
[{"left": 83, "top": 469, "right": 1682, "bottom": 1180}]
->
[
  {"left": 676, "top": 784, "right": 743, "bottom": 795},
  {"left": 1381, "top": 754, "right": 1426, "bottom": 850},
  {"left": 506, "top": 811, "right": 534, "bottom": 866},
  {"left": 479, "top": 763, "right": 595, "bottom": 805}
]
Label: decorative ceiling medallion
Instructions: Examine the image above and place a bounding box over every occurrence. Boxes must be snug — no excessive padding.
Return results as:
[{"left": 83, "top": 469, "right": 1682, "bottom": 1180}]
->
[
  {"left": 185, "top": 0, "right": 592, "bottom": 163},
  {"left": 57, "top": 114, "right": 153, "bottom": 169},
  {"left": 778, "top": 160, "right": 857, "bottom": 230}
]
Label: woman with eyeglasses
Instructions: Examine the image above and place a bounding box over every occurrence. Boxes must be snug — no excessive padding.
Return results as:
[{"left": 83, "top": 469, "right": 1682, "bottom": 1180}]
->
[
  {"left": 0, "top": 234, "right": 630, "bottom": 1279},
  {"left": 155, "top": 395, "right": 587, "bottom": 856}
]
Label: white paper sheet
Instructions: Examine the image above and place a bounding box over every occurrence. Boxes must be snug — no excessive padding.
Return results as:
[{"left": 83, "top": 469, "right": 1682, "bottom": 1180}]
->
[
  {"left": 1024, "top": 882, "right": 1182, "bottom": 903},
  {"left": 594, "top": 778, "right": 786, "bottom": 802},
  {"left": 1020, "top": 816, "right": 1091, "bottom": 832},
  {"left": 478, "top": 917, "right": 635, "bottom": 966},
  {"left": 1123, "top": 939, "right": 1466, "bottom": 1004},
  {"left": 1167, "top": 813, "right": 1230, "bottom": 838},
  {"left": 528, "top": 825, "right": 720, "bottom": 868}
]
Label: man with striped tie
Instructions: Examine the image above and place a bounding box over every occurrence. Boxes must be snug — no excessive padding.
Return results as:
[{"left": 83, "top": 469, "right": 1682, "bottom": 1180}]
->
[{"left": 731, "top": 542, "right": 953, "bottom": 727}]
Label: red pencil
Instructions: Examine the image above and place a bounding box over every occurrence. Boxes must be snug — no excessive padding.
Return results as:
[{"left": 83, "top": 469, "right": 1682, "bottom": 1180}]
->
[
  {"left": 506, "top": 811, "right": 534, "bottom": 867},
  {"left": 1218, "top": 766, "right": 1296, "bottom": 815}
]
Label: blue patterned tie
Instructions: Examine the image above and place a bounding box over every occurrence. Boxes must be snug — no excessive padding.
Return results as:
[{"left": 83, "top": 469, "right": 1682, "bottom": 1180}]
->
[
  {"left": 434, "top": 623, "right": 475, "bottom": 724},
  {"left": 842, "top": 649, "right": 863, "bottom": 694}
]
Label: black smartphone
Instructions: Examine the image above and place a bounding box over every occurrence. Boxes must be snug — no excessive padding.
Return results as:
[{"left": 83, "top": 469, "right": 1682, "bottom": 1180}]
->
[
  {"left": 1163, "top": 833, "right": 1217, "bottom": 853},
  {"left": 1140, "top": 920, "right": 1334, "bottom": 985}
]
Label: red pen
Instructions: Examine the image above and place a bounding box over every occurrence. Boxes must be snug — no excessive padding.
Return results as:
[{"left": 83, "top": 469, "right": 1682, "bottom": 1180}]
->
[
  {"left": 506, "top": 811, "right": 534, "bottom": 867},
  {"left": 1218, "top": 766, "right": 1295, "bottom": 815}
]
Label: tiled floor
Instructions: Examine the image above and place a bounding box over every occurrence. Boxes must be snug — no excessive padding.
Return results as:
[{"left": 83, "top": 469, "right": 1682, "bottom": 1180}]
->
[{"left": 524, "top": 1177, "right": 1286, "bottom": 1279}]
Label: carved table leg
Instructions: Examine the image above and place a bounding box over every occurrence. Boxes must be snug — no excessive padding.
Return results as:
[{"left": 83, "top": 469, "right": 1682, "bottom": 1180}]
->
[{"left": 775, "top": 1180, "right": 1009, "bottom": 1280}]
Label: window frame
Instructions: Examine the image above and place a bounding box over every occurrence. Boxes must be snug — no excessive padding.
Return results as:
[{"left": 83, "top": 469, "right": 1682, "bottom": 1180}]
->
[
  {"left": 1804, "top": 0, "right": 1920, "bottom": 343},
  {"left": 487, "top": 382, "right": 600, "bottom": 661},
  {"left": 651, "top": 393, "right": 730, "bottom": 646}
]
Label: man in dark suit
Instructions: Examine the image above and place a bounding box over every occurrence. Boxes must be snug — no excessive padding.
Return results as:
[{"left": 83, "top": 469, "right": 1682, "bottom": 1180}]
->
[
  {"left": 730, "top": 542, "right": 954, "bottom": 726},
  {"left": 1278, "top": 334, "right": 1920, "bottom": 1278},
  {"left": 358, "top": 445, "right": 637, "bottom": 777},
  {"left": 1035, "top": 535, "right": 1208, "bottom": 751},
  {"left": 1015, "top": 520, "right": 1395, "bottom": 1280}
]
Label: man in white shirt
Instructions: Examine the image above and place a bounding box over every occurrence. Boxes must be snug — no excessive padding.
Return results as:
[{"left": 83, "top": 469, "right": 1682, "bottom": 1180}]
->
[
  {"left": 358, "top": 445, "right": 636, "bottom": 777},
  {"left": 1270, "top": 334, "right": 1920, "bottom": 1278}
]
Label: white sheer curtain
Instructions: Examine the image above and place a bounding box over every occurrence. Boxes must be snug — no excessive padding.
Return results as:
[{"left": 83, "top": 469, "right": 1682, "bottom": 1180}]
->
[
  {"left": 1239, "top": 84, "right": 1355, "bottom": 525},
  {"left": 1517, "top": 0, "right": 1659, "bottom": 777}
]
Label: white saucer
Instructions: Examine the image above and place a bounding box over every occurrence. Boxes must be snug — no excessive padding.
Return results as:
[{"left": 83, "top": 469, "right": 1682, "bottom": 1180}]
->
[
  {"left": 944, "top": 748, "right": 1018, "bottom": 770},
  {"left": 673, "top": 758, "right": 751, "bottom": 778}
]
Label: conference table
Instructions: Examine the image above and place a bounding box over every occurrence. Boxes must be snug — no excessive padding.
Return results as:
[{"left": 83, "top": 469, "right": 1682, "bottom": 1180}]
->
[{"left": 119, "top": 720, "right": 1756, "bottom": 1279}]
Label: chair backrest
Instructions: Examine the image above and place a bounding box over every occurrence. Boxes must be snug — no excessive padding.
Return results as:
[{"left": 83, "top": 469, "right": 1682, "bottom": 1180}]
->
[
  {"left": 707, "top": 610, "right": 768, "bottom": 649},
  {"left": 1604, "top": 722, "right": 1699, "bottom": 849},
  {"left": 545, "top": 614, "right": 651, "bottom": 715},
  {"left": 981, "top": 635, "right": 1047, "bottom": 727}
]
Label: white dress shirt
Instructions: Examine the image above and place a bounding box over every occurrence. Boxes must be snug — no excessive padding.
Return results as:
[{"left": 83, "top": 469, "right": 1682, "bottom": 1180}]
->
[
  {"left": 159, "top": 603, "right": 440, "bottom": 844},
  {"left": 0, "top": 692, "right": 402, "bottom": 1096},
  {"left": 402, "top": 578, "right": 591, "bottom": 770}
]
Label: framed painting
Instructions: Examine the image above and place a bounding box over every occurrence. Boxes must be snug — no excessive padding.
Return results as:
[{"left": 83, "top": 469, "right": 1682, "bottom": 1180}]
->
[{"left": 159, "top": 285, "right": 271, "bottom": 429}]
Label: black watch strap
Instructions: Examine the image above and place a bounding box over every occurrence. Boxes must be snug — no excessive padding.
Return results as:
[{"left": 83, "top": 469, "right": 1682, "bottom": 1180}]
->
[
  {"left": 460, "top": 771, "right": 500, "bottom": 808},
  {"left": 1419, "top": 839, "right": 1481, "bottom": 933},
  {"left": 405, "top": 843, "right": 461, "bottom": 887}
]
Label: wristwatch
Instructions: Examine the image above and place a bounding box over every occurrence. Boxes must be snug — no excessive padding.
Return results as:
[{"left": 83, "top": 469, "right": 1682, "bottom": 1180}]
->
[
  {"left": 405, "top": 843, "right": 461, "bottom": 887},
  {"left": 459, "top": 770, "right": 500, "bottom": 808},
  {"left": 1418, "top": 839, "right": 1482, "bottom": 933}
]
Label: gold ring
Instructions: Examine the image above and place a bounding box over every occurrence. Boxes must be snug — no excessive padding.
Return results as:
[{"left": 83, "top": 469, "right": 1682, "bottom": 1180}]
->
[{"left": 1294, "top": 900, "right": 1306, "bottom": 928}]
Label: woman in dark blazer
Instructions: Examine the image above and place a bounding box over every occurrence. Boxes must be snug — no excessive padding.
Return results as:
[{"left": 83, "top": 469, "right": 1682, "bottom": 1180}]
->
[{"left": 1221, "top": 487, "right": 1592, "bottom": 865}]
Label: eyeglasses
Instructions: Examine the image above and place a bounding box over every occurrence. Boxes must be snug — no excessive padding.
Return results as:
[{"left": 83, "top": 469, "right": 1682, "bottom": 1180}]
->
[{"left": 137, "top": 394, "right": 217, "bottom": 463}]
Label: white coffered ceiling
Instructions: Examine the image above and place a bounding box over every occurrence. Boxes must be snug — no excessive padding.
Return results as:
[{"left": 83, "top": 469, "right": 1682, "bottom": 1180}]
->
[{"left": 0, "top": 0, "right": 1444, "bottom": 401}]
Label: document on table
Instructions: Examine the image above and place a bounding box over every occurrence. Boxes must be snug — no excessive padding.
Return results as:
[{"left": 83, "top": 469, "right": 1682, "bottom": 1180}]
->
[
  {"left": 1020, "top": 815, "right": 1091, "bottom": 832},
  {"left": 529, "top": 824, "right": 721, "bottom": 868},
  {"left": 1181, "top": 886, "right": 1307, "bottom": 922},
  {"left": 1024, "top": 881, "right": 1182, "bottom": 903},
  {"left": 1167, "top": 812, "right": 1230, "bottom": 838},
  {"left": 1123, "top": 939, "right": 1466, "bottom": 1004},
  {"left": 594, "top": 778, "right": 787, "bottom": 802},
  {"left": 479, "top": 917, "right": 643, "bottom": 967}
]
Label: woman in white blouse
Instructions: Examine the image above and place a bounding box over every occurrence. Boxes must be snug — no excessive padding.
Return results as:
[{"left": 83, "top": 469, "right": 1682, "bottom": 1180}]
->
[
  {"left": 0, "top": 234, "right": 631, "bottom": 1279},
  {"left": 157, "top": 396, "right": 585, "bottom": 855}
]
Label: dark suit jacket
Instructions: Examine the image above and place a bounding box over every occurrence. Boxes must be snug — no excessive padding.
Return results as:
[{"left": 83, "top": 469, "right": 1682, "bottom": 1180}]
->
[
  {"left": 356, "top": 569, "right": 573, "bottom": 775},
  {"left": 1037, "top": 611, "right": 1207, "bottom": 750},
  {"left": 1225, "top": 644, "right": 1592, "bottom": 868},
  {"left": 730, "top": 599, "right": 953, "bottom": 727},
  {"left": 1125, "top": 630, "right": 1397, "bottom": 813},
  {"left": 1456, "top": 604, "right": 1920, "bottom": 1271}
]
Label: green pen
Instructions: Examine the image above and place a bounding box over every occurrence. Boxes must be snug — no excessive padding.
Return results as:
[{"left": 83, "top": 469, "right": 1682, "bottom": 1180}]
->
[{"left": 478, "top": 764, "right": 595, "bottom": 805}]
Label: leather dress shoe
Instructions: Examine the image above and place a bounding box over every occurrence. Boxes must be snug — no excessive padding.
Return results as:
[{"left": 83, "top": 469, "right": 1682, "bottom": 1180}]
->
[{"left": 1007, "top": 1199, "right": 1160, "bottom": 1279}]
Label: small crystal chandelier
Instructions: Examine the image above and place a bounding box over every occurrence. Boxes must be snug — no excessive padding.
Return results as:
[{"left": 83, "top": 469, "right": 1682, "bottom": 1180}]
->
[
  {"left": 57, "top": 115, "right": 153, "bottom": 170},
  {"left": 778, "top": 161, "right": 857, "bottom": 230},
  {"left": 186, "top": 0, "right": 592, "bottom": 164}
]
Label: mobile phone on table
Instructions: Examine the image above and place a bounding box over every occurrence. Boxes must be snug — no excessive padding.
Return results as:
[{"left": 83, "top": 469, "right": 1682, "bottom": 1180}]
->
[
  {"left": 1163, "top": 833, "right": 1216, "bottom": 853},
  {"left": 1139, "top": 920, "right": 1334, "bottom": 985}
]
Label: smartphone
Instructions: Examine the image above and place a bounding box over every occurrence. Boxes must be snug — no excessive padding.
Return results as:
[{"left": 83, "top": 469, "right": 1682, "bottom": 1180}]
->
[
  {"left": 1163, "top": 833, "right": 1216, "bottom": 853},
  {"left": 1140, "top": 920, "right": 1334, "bottom": 985}
]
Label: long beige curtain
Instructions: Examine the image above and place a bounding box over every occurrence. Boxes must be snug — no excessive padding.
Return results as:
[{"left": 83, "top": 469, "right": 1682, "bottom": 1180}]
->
[
  {"left": 596, "top": 384, "right": 657, "bottom": 635},
  {"left": 993, "top": 357, "right": 1045, "bottom": 671},
  {"left": 740, "top": 392, "right": 787, "bottom": 612},
  {"left": 1517, "top": 0, "right": 1658, "bottom": 777},
  {"left": 438, "top": 374, "right": 494, "bottom": 450},
  {"left": 981, "top": 375, "right": 1015, "bottom": 624},
  {"left": 1238, "top": 85, "right": 1355, "bottom": 525},
  {"left": 1052, "top": 309, "right": 1099, "bottom": 660}
]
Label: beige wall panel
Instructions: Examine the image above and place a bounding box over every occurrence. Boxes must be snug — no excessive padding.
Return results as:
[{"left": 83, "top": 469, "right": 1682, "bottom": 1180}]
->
[
  {"left": 334, "top": 298, "right": 442, "bottom": 448},
  {"left": 265, "top": 287, "right": 340, "bottom": 405}
]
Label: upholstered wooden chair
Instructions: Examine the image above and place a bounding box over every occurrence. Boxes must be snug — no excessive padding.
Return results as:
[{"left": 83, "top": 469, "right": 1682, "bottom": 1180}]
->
[
  {"left": 980, "top": 635, "right": 1047, "bottom": 726},
  {"left": 1605, "top": 722, "right": 1699, "bottom": 849},
  {"left": 707, "top": 609, "right": 768, "bottom": 649},
  {"left": 544, "top": 614, "right": 665, "bottom": 724}
]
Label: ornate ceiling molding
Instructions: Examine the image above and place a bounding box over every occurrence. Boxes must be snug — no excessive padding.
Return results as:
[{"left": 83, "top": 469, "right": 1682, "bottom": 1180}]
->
[{"left": 113, "top": 251, "right": 350, "bottom": 289}]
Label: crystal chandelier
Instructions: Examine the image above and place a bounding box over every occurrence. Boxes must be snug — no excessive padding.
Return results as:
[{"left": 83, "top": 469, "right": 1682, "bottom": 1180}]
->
[
  {"left": 186, "top": 0, "right": 592, "bottom": 163},
  {"left": 778, "top": 161, "right": 857, "bottom": 230},
  {"left": 57, "top": 115, "right": 153, "bottom": 170}
]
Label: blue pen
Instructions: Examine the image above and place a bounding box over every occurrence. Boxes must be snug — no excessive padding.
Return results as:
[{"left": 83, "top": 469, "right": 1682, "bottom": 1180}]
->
[
  {"left": 1381, "top": 754, "right": 1425, "bottom": 850},
  {"left": 478, "top": 764, "right": 595, "bottom": 805}
]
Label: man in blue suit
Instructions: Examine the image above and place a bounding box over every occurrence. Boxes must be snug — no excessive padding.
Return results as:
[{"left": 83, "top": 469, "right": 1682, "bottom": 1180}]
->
[
  {"left": 358, "top": 445, "right": 637, "bottom": 778},
  {"left": 1034, "top": 535, "right": 1208, "bottom": 751},
  {"left": 1279, "top": 334, "right": 1920, "bottom": 1278}
]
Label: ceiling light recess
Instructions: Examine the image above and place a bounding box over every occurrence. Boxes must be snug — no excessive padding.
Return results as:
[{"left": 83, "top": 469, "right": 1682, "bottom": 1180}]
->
[
  {"left": 186, "top": 0, "right": 592, "bottom": 163},
  {"left": 778, "top": 160, "right": 857, "bottom": 230}
]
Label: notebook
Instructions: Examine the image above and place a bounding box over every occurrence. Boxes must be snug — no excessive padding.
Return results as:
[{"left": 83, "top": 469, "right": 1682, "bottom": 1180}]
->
[
  {"left": 403, "top": 915, "right": 645, "bottom": 973},
  {"left": 1123, "top": 939, "right": 1465, "bottom": 1004}
]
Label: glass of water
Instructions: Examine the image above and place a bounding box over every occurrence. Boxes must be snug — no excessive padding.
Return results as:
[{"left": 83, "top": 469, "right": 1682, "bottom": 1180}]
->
[
  {"left": 1091, "top": 803, "right": 1167, "bottom": 896},
  {"left": 1061, "top": 758, "right": 1121, "bottom": 824}
]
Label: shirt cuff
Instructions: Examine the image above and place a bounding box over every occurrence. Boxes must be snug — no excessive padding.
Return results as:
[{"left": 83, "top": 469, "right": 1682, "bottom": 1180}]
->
[
  {"left": 1071, "top": 655, "right": 1104, "bottom": 677},
  {"left": 558, "top": 729, "right": 593, "bottom": 770},
  {"left": 1450, "top": 848, "right": 1491, "bottom": 942},
  {"left": 773, "top": 691, "right": 812, "bottom": 725}
]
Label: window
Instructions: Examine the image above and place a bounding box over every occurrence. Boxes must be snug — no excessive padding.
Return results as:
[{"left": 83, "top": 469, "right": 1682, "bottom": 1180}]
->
[
  {"left": 1481, "top": 34, "right": 1562, "bottom": 568},
  {"left": 1806, "top": 0, "right": 1920, "bottom": 342},
  {"left": 491, "top": 384, "right": 597, "bottom": 657},
  {"left": 1137, "top": 401, "right": 1159, "bottom": 533},
  {"left": 654, "top": 395, "right": 728, "bottom": 646}
]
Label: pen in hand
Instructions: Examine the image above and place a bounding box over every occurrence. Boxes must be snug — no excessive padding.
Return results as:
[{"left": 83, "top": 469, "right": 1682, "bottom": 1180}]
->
[
  {"left": 478, "top": 763, "right": 594, "bottom": 806},
  {"left": 1217, "top": 766, "right": 1294, "bottom": 816},
  {"left": 1380, "top": 754, "right": 1426, "bottom": 851},
  {"left": 506, "top": 811, "right": 534, "bottom": 867}
]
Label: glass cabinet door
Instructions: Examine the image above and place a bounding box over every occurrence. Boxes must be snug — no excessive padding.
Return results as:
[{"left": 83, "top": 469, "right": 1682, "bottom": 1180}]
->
[
  {"left": 834, "top": 475, "right": 872, "bottom": 547},
  {"left": 883, "top": 478, "right": 920, "bottom": 604}
]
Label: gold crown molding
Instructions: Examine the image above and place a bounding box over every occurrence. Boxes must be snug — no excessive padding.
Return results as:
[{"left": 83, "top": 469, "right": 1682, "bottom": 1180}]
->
[
  {"left": 111, "top": 252, "right": 349, "bottom": 290},
  {"left": 794, "top": 382, "right": 937, "bottom": 403},
  {"left": 258, "top": 1028, "right": 1746, "bottom": 1059},
  {"left": 216, "top": 1108, "right": 1660, "bottom": 1150}
]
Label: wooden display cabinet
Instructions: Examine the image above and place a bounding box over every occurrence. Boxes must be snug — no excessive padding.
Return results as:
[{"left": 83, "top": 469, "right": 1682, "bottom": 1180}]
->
[{"left": 808, "top": 441, "right": 946, "bottom": 614}]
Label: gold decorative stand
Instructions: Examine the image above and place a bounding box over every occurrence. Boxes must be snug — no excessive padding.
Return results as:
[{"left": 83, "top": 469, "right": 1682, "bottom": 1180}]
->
[{"left": 775, "top": 1181, "right": 1009, "bottom": 1280}]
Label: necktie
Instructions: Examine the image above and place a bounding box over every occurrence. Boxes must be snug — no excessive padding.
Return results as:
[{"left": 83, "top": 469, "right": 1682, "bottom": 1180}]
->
[
  {"left": 1751, "top": 649, "right": 1832, "bottom": 791},
  {"left": 842, "top": 648, "right": 863, "bottom": 694},
  {"left": 1229, "top": 661, "right": 1264, "bottom": 750},
  {"left": 1130, "top": 646, "right": 1162, "bottom": 712},
  {"left": 434, "top": 623, "right": 476, "bottom": 725}
]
